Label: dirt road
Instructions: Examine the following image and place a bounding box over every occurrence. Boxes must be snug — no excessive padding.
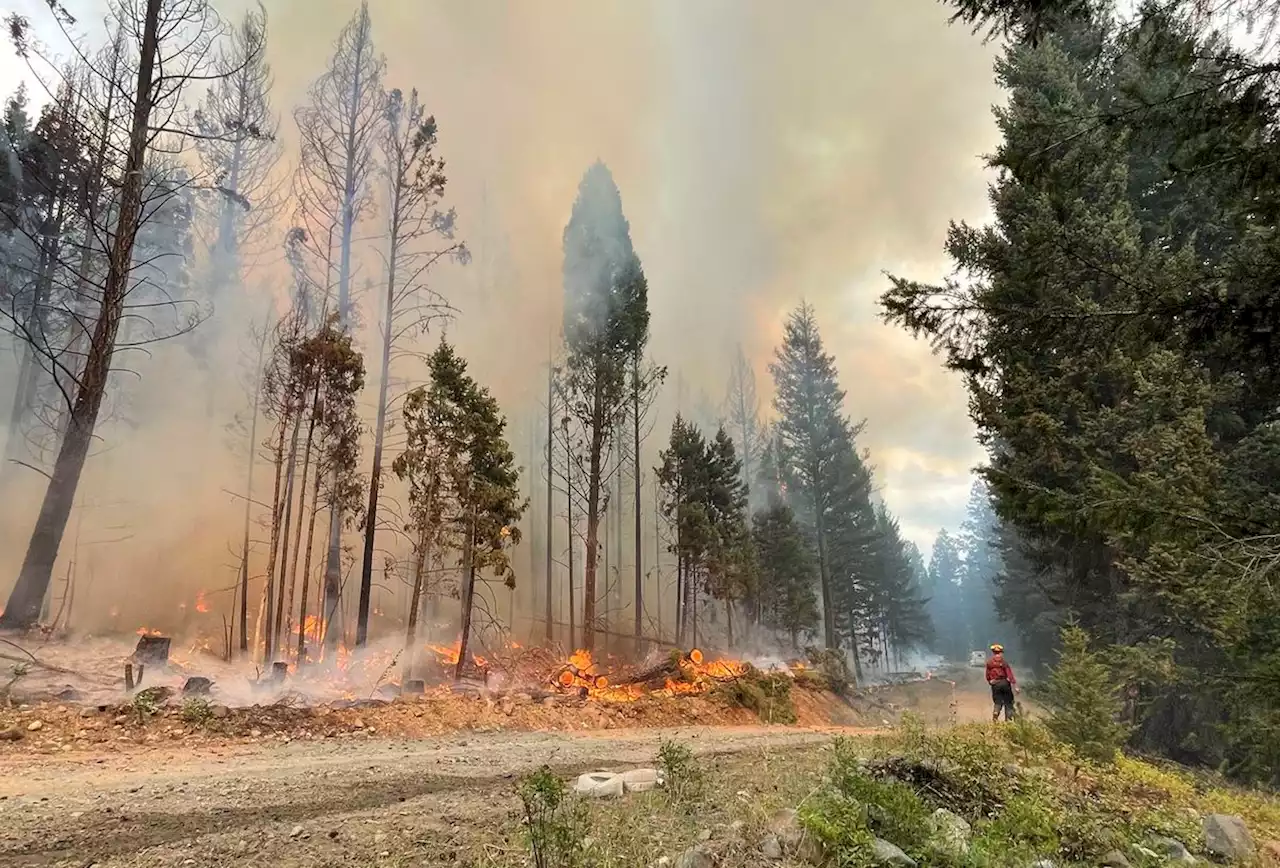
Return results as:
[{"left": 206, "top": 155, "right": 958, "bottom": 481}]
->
[{"left": 0, "top": 724, "right": 865, "bottom": 868}]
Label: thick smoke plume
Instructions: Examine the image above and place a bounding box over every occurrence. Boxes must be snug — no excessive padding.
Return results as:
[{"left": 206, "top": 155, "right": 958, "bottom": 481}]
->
[{"left": 0, "top": 0, "right": 1000, "bottom": 643}]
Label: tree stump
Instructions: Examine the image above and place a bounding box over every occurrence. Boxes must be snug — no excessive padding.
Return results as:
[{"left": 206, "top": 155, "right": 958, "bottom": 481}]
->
[
  {"left": 133, "top": 635, "right": 171, "bottom": 665},
  {"left": 271, "top": 662, "right": 288, "bottom": 683},
  {"left": 402, "top": 679, "right": 426, "bottom": 695},
  {"left": 182, "top": 677, "right": 213, "bottom": 696}
]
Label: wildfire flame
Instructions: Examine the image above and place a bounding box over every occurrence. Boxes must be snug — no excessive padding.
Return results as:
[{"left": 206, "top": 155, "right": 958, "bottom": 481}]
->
[{"left": 195, "top": 591, "right": 210, "bottom": 614}]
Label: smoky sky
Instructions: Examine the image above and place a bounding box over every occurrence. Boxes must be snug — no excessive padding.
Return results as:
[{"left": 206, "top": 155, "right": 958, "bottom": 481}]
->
[{"left": 2, "top": 0, "right": 1001, "bottom": 554}]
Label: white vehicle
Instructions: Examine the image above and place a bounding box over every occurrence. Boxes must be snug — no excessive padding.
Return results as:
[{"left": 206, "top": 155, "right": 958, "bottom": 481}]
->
[{"left": 968, "top": 650, "right": 986, "bottom": 668}]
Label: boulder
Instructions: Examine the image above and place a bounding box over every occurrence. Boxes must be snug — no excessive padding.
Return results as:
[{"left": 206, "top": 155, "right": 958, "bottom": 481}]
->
[
  {"left": 926, "top": 808, "right": 972, "bottom": 858},
  {"left": 621, "top": 768, "right": 662, "bottom": 793},
  {"left": 573, "top": 772, "right": 624, "bottom": 799},
  {"left": 1146, "top": 835, "right": 1196, "bottom": 864},
  {"left": 1204, "top": 815, "right": 1255, "bottom": 862},
  {"left": 760, "top": 834, "right": 783, "bottom": 860},
  {"left": 872, "top": 837, "right": 918, "bottom": 868},
  {"left": 676, "top": 847, "right": 713, "bottom": 868},
  {"left": 1100, "top": 849, "right": 1131, "bottom": 868},
  {"left": 767, "top": 809, "right": 825, "bottom": 864}
]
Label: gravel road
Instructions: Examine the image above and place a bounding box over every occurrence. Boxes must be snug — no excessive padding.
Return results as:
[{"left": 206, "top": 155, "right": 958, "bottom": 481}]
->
[{"left": 0, "top": 724, "right": 861, "bottom": 867}]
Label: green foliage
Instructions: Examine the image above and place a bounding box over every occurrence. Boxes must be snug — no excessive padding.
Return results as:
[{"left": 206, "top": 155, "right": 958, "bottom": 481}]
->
[
  {"left": 657, "top": 416, "right": 753, "bottom": 641},
  {"left": 656, "top": 740, "right": 704, "bottom": 805},
  {"left": 880, "top": 0, "right": 1280, "bottom": 782},
  {"left": 1042, "top": 625, "right": 1130, "bottom": 765},
  {"left": 180, "top": 698, "right": 213, "bottom": 725},
  {"left": 516, "top": 767, "right": 588, "bottom": 868},
  {"left": 753, "top": 499, "right": 820, "bottom": 646},
  {"left": 806, "top": 647, "right": 852, "bottom": 695},
  {"left": 718, "top": 668, "right": 797, "bottom": 724}
]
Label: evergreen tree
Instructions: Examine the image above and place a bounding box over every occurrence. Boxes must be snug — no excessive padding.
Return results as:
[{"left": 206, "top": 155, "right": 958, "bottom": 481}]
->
[
  {"left": 560, "top": 162, "right": 650, "bottom": 652},
  {"left": 870, "top": 505, "right": 933, "bottom": 665},
  {"left": 882, "top": 0, "right": 1280, "bottom": 777},
  {"left": 768, "top": 302, "right": 856, "bottom": 649},
  {"left": 926, "top": 530, "right": 967, "bottom": 661},
  {"left": 956, "top": 479, "right": 1006, "bottom": 654},
  {"left": 752, "top": 496, "right": 820, "bottom": 649},
  {"left": 1043, "top": 624, "right": 1130, "bottom": 764}
]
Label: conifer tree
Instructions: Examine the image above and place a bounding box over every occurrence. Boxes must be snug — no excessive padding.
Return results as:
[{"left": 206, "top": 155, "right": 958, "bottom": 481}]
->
[
  {"left": 768, "top": 302, "right": 855, "bottom": 649},
  {"left": 752, "top": 496, "right": 819, "bottom": 648},
  {"left": 1043, "top": 624, "right": 1130, "bottom": 764},
  {"left": 560, "top": 162, "right": 649, "bottom": 652}
]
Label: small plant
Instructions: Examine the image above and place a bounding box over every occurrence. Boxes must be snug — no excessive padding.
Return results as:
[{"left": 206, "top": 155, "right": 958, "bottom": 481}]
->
[
  {"left": 1, "top": 663, "right": 29, "bottom": 708},
  {"left": 180, "top": 697, "right": 213, "bottom": 725},
  {"left": 1006, "top": 716, "right": 1055, "bottom": 765},
  {"left": 1042, "top": 625, "right": 1130, "bottom": 765},
  {"left": 131, "top": 686, "right": 166, "bottom": 722},
  {"left": 657, "top": 739, "right": 704, "bottom": 804},
  {"left": 516, "top": 766, "right": 588, "bottom": 868}
]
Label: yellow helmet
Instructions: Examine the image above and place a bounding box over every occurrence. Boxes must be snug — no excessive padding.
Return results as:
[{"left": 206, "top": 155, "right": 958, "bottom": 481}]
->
[{"left": 990, "top": 643, "right": 1004, "bottom": 653}]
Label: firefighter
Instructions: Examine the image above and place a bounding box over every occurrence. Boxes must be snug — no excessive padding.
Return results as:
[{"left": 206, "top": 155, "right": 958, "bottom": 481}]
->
[{"left": 986, "top": 643, "right": 1017, "bottom": 722}]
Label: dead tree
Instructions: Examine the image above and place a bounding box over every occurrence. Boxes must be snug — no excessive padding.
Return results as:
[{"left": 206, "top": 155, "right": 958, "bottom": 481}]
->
[
  {"left": 0, "top": 0, "right": 246, "bottom": 629},
  {"left": 356, "top": 86, "right": 465, "bottom": 647},
  {"left": 293, "top": 1, "right": 385, "bottom": 653}
]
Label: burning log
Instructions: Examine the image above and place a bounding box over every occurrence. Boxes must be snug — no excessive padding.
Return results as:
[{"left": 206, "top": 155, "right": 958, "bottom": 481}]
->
[
  {"left": 607, "top": 649, "right": 708, "bottom": 690},
  {"left": 133, "top": 635, "right": 171, "bottom": 666},
  {"left": 182, "top": 677, "right": 213, "bottom": 696}
]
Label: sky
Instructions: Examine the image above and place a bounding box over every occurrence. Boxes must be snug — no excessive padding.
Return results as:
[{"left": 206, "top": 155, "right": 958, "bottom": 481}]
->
[{"left": 0, "top": 0, "right": 1001, "bottom": 559}]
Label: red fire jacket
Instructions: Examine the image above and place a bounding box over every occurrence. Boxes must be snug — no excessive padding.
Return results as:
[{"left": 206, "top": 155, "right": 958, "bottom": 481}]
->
[{"left": 986, "top": 655, "right": 1016, "bottom": 686}]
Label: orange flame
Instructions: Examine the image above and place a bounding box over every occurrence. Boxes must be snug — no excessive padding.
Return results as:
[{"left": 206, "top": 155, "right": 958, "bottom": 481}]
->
[{"left": 195, "top": 591, "right": 210, "bottom": 614}]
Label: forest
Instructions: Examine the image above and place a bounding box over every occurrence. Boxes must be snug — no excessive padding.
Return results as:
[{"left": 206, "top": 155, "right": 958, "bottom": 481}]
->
[
  {"left": 0, "top": 0, "right": 959, "bottom": 700},
  {"left": 885, "top": 0, "right": 1280, "bottom": 783},
  {"left": 5, "top": 0, "right": 1277, "bottom": 788}
]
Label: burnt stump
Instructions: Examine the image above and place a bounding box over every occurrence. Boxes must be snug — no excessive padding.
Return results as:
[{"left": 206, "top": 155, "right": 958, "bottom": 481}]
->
[{"left": 133, "top": 635, "right": 171, "bottom": 666}]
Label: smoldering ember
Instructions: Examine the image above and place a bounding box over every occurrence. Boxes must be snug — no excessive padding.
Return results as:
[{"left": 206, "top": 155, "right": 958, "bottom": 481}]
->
[{"left": 3, "top": 0, "right": 1280, "bottom": 866}]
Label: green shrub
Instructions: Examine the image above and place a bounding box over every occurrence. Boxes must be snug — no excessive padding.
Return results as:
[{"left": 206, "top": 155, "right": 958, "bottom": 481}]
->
[
  {"left": 719, "top": 669, "right": 797, "bottom": 724},
  {"left": 516, "top": 766, "right": 588, "bottom": 868},
  {"left": 657, "top": 739, "right": 704, "bottom": 804},
  {"left": 1042, "top": 625, "right": 1130, "bottom": 765}
]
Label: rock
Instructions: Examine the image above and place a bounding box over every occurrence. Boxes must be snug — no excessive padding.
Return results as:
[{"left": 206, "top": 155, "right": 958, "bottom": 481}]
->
[
  {"left": 499, "top": 698, "right": 515, "bottom": 716},
  {"left": 1146, "top": 836, "right": 1196, "bottom": 864},
  {"left": 289, "top": 825, "right": 303, "bottom": 839},
  {"left": 697, "top": 829, "right": 712, "bottom": 842},
  {"left": 621, "top": 768, "right": 662, "bottom": 793},
  {"left": 676, "top": 847, "right": 713, "bottom": 868},
  {"left": 210, "top": 705, "right": 230, "bottom": 720},
  {"left": 26, "top": 720, "right": 43, "bottom": 732},
  {"left": 249, "top": 729, "right": 262, "bottom": 738},
  {"left": 573, "top": 772, "right": 624, "bottom": 799},
  {"left": 182, "top": 677, "right": 213, "bottom": 696},
  {"left": 760, "top": 834, "right": 784, "bottom": 860},
  {"left": 0, "top": 728, "right": 22, "bottom": 742},
  {"left": 768, "top": 809, "right": 824, "bottom": 864},
  {"left": 1100, "top": 849, "right": 1131, "bottom": 868},
  {"left": 79, "top": 707, "right": 98, "bottom": 719},
  {"left": 926, "top": 808, "right": 971, "bottom": 858},
  {"left": 1204, "top": 815, "right": 1255, "bottom": 862},
  {"left": 872, "top": 837, "right": 917, "bottom": 868}
]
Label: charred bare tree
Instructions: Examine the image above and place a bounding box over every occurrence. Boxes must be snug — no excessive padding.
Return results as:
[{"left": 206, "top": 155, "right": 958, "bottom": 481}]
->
[
  {"left": 356, "top": 86, "right": 465, "bottom": 647},
  {"left": 0, "top": 0, "right": 249, "bottom": 629},
  {"left": 293, "top": 1, "right": 386, "bottom": 653}
]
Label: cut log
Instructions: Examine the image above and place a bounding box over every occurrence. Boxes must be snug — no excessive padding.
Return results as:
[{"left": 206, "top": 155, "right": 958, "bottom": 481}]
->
[
  {"left": 182, "top": 677, "right": 213, "bottom": 696},
  {"left": 609, "top": 657, "right": 685, "bottom": 688},
  {"left": 133, "top": 635, "right": 171, "bottom": 665}
]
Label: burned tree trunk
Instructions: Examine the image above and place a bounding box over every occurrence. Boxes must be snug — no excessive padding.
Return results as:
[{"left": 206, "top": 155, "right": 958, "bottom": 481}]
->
[
  {"left": 453, "top": 516, "right": 478, "bottom": 683},
  {"left": 0, "top": 0, "right": 165, "bottom": 629}
]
